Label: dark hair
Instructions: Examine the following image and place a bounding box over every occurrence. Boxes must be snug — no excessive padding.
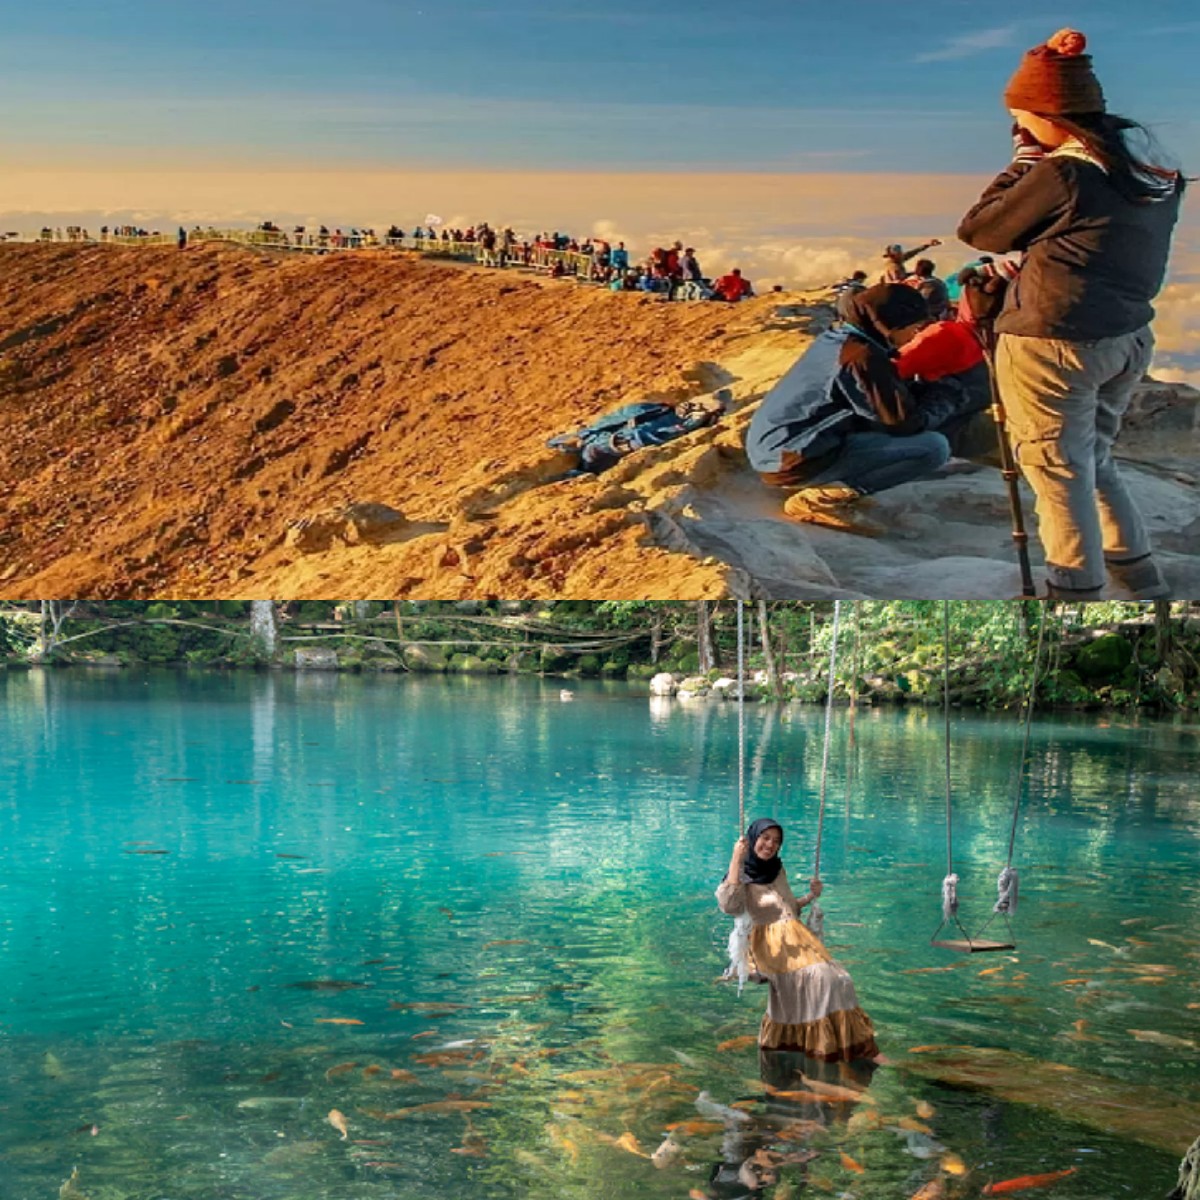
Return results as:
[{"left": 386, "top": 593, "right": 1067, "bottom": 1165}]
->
[
  {"left": 1041, "top": 111, "right": 1186, "bottom": 202},
  {"left": 914, "top": 258, "right": 935, "bottom": 275},
  {"left": 852, "top": 269, "right": 868, "bottom": 281}
]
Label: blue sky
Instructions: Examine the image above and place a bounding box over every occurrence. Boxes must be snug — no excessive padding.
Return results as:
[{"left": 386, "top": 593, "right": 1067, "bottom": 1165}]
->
[{"left": 1, "top": 0, "right": 1197, "bottom": 170}]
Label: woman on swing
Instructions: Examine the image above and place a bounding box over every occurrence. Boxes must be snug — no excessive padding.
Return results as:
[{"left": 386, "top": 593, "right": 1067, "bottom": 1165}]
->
[{"left": 717, "top": 818, "right": 880, "bottom": 1063}]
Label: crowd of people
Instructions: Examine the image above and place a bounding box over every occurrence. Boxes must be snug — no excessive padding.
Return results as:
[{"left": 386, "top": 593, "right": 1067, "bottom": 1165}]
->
[{"left": 30, "top": 217, "right": 761, "bottom": 304}]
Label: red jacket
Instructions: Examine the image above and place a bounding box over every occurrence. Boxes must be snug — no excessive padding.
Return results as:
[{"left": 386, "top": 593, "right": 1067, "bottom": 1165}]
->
[
  {"left": 714, "top": 273, "right": 751, "bottom": 302},
  {"left": 896, "top": 320, "right": 984, "bottom": 382}
]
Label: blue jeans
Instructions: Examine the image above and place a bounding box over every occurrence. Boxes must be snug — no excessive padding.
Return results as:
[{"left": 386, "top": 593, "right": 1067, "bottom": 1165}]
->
[{"left": 804, "top": 431, "right": 950, "bottom": 495}]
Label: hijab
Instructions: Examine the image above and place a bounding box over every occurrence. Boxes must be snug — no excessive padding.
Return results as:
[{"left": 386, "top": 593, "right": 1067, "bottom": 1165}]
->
[{"left": 741, "top": 818, "right": 785, "bottom": 885}]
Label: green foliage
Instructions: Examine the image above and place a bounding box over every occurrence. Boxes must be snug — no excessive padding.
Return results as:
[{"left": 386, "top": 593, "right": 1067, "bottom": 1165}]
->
[
  {"left": 1072, "top": 633, "right": 1134, "bottom": 681},
  {"left": 3, "top": 600, "right": 1197, "bottom": 715},
  {"left": 539, "top": 648, "right": 573, "bottom": 673}
]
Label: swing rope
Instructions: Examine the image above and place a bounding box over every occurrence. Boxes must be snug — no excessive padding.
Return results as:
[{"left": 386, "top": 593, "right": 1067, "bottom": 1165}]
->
[
  {"left": 940, "top": 602, "right": 963, "bottom": 931},
  {"left": 977, "top": 600, "right": 1049, "bottom": 934},
  {"left": 737, "top": 599, "right": 746, "bottom": 834},
  {"left": 726, "top": 600, "right": 753, "bottom": 992},
  {"left": 934, "top": 601, "right": 1047, "bottom": 952},
  {"left": 806, "top": 600, "right": 841, "bottom": 940}
]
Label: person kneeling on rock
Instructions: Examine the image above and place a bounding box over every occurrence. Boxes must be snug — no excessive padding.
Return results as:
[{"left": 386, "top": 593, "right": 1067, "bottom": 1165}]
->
[{"left": 745, "top": 284, "right": 982, "bottom": 534}]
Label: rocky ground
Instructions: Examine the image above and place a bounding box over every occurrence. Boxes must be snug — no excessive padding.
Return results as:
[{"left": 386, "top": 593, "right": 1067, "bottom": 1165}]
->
[{"left": 3, "top": 242, "right": 1197, "bottom": 599}]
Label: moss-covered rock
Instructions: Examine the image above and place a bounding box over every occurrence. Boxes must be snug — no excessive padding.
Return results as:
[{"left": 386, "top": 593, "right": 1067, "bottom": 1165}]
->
[
  {"left": 599, "top": 660, "right": 626, "bottom": 677},
  {"left": 403, "top": 644, "right": 449, "bottom": 672},
  {"left": 1073, "top": 634, "right": 1133, "bottom": 681},
  {"left": 539, "top": 648, "right": 573, "bottom": 673},
  {"left": 577, "top": 654, "right": 601, "bottom": 677},
  {"left": 627, "top": 663, "right": 659, "bottom": 680},
  {"left": 451, "top": 654, "right": 497, "bottom": 673}
]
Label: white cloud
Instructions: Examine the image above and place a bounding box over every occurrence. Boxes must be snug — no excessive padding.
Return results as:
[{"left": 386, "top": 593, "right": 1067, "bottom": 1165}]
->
[{"left": 915, "top": 26, "right": 1017, "bottom": 63}]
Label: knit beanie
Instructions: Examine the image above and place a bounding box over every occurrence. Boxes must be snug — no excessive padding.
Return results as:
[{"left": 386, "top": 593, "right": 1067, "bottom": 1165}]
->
[{"left": 1003, "top": 29, "right": 1105, "bottom": 116}]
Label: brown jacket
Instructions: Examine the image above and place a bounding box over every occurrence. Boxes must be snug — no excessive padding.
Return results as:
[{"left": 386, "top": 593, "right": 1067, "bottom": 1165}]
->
[{"left": 957, "top": 148, "right": 1182, "bottom": 341}]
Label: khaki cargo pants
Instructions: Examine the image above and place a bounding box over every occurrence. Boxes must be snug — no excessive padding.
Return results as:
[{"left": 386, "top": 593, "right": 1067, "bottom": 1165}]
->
[{"left": 995, "top": 327, "right": 1154, "bottom": 593}]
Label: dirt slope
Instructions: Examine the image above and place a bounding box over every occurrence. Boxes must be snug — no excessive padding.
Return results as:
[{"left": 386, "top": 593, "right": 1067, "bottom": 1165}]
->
[{"left": 3, "top": 243, "right": 1197, "bottom": 600}]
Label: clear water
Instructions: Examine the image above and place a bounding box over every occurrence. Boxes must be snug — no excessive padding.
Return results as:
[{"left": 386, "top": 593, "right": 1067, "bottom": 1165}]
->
[{"left": 2, "top": 668, "right": 1198, "bottom": 1200}]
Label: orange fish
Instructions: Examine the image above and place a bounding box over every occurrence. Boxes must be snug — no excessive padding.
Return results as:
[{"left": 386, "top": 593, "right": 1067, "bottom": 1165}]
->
[
  {"left": 839, "top": 1150, "right": 865, "bottom": 1173},
  {"left": 362, "top": 1065, "right": 383, "bottom": 1078},
  {"left": 614, "top": 1131, "right": 650, "bottom": 1158},
  {"left": 316, "top": 1018, "right": 364, "bottom": 1026},
  {"left": 978, "top": 966, "right": 1005, "bottom": 976},
  {"left": 412, "top": 1051, "right": 484, "bottom": 1067},
  {"left": 327, "top": 1109, "right": 349, "bottom": 1140},
  {"left": 716, "top": 1035, "right": 758, "bottom": 1052},
  {"left": 324, "top": 1061, "right": 360, "bottom": 1080},
  {"left": 376, "top": 1100, "right": 493, "bottom": 1118},
  {"left": 665, "top": 1120, "right": 724, "bottom": 1136},
  {"left": 411, "top": 1032, "right": 438, "bottom": 1041},
  {"left": 982, "top": 1167, "right": 1077, "bottom": 1194},
  {"left": 689, "top": 1190, "right": 711, "bottom": 1200},
  {"left": 915, "top": 1100, "right": 935, "bottom": 1119},
  {"left": 907, "top": 1045, "right": 949, "bottom": 1053},
  {"left": 388, "top": 1002, "right": 469, "bottom": 1012},
  {"left": 794, "top": 1075, "right": 873, "bottom": 1104},
  {"left": 940, "top": 1153, "right": 967, "bottom": 1176},
  {"left": 910, "top": 1180, "right": 946, "bottom": 1199},
  {"left": 897, "top": 1117, "right": 934, "bottom": 1134},
  {"left": 762, "top": 1088, "right": 833, "bottom": 1104},
  {"left": 483, "top": 939, "right": 529, "bottom": 948}
]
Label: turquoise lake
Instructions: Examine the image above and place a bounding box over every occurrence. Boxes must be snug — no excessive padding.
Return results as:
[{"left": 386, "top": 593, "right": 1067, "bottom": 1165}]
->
[{"left": 1, "top": 668, "right": 1198, "bottom": 1200}]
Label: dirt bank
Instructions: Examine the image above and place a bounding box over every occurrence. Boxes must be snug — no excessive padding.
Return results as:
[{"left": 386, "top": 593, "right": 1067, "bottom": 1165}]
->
[{"left": 3, "top": 243, "right": 1197, "bottom": 599}]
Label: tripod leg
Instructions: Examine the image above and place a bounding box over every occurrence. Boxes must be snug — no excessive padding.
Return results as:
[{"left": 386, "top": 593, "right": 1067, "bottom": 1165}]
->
[{"left": 984, "top": 345, "right": 1037, "bottom": 597}]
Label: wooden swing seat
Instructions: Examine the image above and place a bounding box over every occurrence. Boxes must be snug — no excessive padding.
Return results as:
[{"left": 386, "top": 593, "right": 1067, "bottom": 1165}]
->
[{"left": 931, "top": 937, "right": 1016, "bottom": 954}]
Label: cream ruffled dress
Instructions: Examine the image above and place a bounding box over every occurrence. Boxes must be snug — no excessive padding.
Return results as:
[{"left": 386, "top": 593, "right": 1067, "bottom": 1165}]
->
[{"left": 717, "top": 867, "right": 878, "bottom": 1059}]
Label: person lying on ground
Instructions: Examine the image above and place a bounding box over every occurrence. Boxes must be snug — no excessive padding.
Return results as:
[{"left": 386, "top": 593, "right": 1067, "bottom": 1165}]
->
[
  {"left": 745, "top": 284, "right": 985, "bottom": 534},
  {"left": 957, "top": 26, "right": 1184, "bottom": 600}
]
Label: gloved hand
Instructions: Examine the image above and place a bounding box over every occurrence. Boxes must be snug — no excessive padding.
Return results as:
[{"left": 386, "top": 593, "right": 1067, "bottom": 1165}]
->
[{"left": 1011, "top": 122, "right": 1046, "bottom": 166}]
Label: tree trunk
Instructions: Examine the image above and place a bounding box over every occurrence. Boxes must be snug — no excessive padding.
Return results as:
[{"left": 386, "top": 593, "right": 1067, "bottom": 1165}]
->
[
  {"left": 696, "top": 602, "right": 714, "bottom": 674},
  {"left": 757, "top": 601, "right": 783, "bottom": 701},
  {"left": 650, "top": 606, "right": 664, "bottom": 665},
  {"left": 37, "top": 601, "right": 70, "bottom": 658},
  {"left": 250, "top": 601, "right": 278, "bottom": 658},
  {"left": 393, "top": 601, "right": 404, "bottom": 642},
  {"left": 1155, "top": 599, "right": 1173, "bottom": 660}
]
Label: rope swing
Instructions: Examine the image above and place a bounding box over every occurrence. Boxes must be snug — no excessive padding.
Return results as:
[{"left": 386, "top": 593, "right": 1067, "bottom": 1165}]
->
[
  {"left": 726, "top": 600, "right": 753, "bottom": 992},
  {"left": 932, "top": 601, "right": 1047, "bottom": 953},
  {"left": 806, "top": 599, "right": 841, "bottom": 942}
]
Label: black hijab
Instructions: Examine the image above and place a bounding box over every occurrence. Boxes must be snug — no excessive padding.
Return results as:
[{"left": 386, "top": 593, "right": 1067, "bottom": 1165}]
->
[{"left": 741, "top": 818, "right": 785, "bottom": 885}]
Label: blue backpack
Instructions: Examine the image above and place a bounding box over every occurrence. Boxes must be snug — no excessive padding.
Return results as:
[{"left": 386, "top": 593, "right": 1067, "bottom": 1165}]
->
[{"left": 548, "top": 400, "right": 721, "bottom": 475}]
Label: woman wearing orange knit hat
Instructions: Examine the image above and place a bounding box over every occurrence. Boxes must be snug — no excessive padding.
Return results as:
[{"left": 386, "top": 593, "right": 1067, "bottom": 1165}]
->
[{"left": 958, "top": 29, "right": 1186, "bottom": 599}]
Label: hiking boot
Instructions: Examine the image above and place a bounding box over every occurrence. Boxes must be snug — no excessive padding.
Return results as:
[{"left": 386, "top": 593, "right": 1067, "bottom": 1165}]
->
[
  {"left": 1107, "top": 554, "right": 1171, "bottom": 600},
  {"left": 783, "top": 485, "right": 884, "bottom": 536}
]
